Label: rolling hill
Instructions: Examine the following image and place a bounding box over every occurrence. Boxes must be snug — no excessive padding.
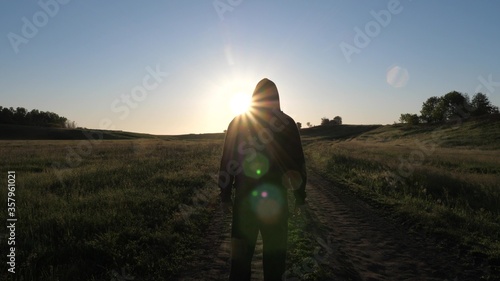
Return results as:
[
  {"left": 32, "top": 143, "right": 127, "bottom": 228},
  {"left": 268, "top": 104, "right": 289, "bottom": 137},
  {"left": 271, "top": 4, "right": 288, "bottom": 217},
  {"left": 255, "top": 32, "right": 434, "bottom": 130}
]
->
[{"left": 1, "top": 114, "right": 499, "bottom": 148}]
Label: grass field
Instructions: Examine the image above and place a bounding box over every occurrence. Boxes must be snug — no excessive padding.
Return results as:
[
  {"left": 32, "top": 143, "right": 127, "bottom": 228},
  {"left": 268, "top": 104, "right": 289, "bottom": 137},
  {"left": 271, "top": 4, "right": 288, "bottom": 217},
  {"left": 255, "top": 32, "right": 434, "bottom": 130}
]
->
[
  {"left": 1, "top": 139, "right": 224, "bottom": 280},
  {"left": 1, "top": 116, "right": 499, "bottom": 280},
  {"left": 1, "top": 137, "right": 328, "bottom": 281},
  {"left": 304, "top": 117, "right": 500, "bottom": 271}
]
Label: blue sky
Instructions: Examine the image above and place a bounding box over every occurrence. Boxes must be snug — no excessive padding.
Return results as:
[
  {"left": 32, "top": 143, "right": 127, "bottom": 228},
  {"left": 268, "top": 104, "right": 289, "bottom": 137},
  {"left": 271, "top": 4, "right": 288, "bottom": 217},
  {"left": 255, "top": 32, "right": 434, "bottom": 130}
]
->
[{"left": 1, "top": 0, "right": 500, "bottom": 134}]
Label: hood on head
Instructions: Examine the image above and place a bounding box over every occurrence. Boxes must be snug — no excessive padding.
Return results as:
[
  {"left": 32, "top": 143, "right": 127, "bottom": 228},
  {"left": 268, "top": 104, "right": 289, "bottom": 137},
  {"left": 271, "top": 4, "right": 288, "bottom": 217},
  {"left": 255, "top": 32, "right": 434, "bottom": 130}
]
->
[{"left": 251, "top": 78, "right": 281, "bottom": 111}]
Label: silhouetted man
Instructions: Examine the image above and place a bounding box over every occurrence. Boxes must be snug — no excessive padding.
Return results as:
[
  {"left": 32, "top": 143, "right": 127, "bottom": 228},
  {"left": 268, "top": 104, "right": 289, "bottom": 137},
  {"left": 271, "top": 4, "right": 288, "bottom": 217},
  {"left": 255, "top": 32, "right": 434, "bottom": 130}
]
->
[{"left": 218, "top": 78, "right": 307, "bottom": 281}]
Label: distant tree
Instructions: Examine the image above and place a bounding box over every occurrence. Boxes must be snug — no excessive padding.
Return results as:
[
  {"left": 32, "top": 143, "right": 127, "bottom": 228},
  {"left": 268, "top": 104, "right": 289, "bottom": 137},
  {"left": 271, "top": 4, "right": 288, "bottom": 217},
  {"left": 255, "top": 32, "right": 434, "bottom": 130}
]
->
[
  {"left": 0, "top": 106, "right": 67, "bottom": 127},
  {"left": 332, "top": 116, "right": 342, "bottom": 125},
  {"left": 0, "top": 107, "right": 15, "bottom": 124},
  {"left": 399, "top": 113, "right": 420, "bottom": 125},
  {"left": 470, "top": 93, "right": 499, "bottom": 116},
  {"left": 296, "top": 122, "right": 302, "bottom": 129},
  {"left": 419, "top": 91, "right": 478, "bottom": 123},
  {"left": 29, "top": 109, "right": 40, "bottom": 125},
  {"left": 420, "top": 96, "right": 445, "bottom": 123},
  {"left": 13, "top": 107, "right": 27, "bottom": 124},
  {"left": 441, "top": 91, "right": 471, "bottom": 120},
  {"left": 404, "top": 91, "right": 499, "bottom": 125},
  {"left": 306, "top": 122, "right": 312, "bottom": 128},
  {"left": 320, "top": 117, "right": 330, "bottom": 126}
]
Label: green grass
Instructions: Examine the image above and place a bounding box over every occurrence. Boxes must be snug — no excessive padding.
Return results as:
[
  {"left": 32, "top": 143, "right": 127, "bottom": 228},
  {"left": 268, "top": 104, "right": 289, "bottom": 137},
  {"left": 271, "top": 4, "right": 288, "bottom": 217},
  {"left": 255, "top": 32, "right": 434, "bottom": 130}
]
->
[
  {"left": 2, "top": 116, "right": 499, "bottom": 280},
  {"left": 354, "top": 114, "right": 500, "bottom": 149},
  {"left": 0, "top": 138, "right": 331, "bottom": 280},
  {"left": 285, "top": 195, "right": 333, "bottom": 281},
  {"left": 304, "top": 118, "right": 500, "bottom": 278},
  {"left": 0, "top": 139, "right": 223, "bottom": 280}
]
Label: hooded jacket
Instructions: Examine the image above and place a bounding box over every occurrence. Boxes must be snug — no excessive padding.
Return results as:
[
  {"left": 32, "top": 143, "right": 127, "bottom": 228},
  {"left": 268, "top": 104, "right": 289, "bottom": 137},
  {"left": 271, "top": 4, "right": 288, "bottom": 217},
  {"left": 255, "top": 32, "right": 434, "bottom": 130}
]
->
[{"left": 218, "top": 78, "right": 307, "bottom": 206}]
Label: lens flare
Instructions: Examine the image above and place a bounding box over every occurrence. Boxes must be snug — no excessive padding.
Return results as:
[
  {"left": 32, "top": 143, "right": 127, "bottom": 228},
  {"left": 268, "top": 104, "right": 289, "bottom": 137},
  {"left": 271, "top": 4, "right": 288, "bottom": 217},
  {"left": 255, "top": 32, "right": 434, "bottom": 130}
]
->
[
  {"left": 248, "top": 184, "right": 286, "bottom": 224},
  {"left": 386, "top": 65, "right": 409, "bottom": 88},
  {"left": 243, "top": 153, "right": 269, "bottom": 179},
  {"left": 256, "top": 199, "right": 280, "bottom": 224}
]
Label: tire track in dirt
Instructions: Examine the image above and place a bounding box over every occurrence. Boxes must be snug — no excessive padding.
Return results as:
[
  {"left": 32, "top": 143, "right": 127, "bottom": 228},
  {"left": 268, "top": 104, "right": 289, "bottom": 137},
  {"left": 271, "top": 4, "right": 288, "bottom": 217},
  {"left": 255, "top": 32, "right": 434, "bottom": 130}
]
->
[
  {"left": 178, "top": 203, "right": 264, "bottom": 281},
  {"left": 305, "top": 172, "right": 479, "bottom": 280},
  {"left": 180, "top": 172, "right": 482, "bottom": 280}
]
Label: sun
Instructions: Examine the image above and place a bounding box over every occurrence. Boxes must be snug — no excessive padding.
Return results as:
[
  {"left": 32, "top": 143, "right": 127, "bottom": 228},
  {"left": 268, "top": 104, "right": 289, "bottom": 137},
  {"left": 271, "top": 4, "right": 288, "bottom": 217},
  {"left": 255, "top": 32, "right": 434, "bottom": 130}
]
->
[{"left": 230, "top": 92, "right": 252, "bottom": 115}]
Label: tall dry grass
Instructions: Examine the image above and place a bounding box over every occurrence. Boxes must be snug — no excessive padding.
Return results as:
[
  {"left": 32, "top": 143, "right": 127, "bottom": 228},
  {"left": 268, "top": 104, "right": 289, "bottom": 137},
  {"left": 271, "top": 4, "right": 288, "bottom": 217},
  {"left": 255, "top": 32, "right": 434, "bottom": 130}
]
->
[
  {"left": 305, "top": 139, "right": 500, "bottom": 262},
  {"left": 0, "top": 139, "right": 223, "bottom": 280}
]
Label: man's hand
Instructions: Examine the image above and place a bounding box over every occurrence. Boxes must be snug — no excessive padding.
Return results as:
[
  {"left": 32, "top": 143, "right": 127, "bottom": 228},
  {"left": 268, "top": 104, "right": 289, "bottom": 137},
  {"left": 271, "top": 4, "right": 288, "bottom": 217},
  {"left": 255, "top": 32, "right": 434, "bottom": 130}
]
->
[{"left": 221, "top": 201, "right": 233, "bottom": 215}]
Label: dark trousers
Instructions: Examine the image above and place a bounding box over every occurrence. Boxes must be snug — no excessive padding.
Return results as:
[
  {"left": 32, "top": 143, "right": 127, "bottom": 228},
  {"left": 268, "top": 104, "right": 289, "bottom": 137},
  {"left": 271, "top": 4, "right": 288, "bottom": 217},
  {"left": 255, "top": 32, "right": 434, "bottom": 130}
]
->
[{"left": 229, "top": 194, "right": 288, "bottom": 281}]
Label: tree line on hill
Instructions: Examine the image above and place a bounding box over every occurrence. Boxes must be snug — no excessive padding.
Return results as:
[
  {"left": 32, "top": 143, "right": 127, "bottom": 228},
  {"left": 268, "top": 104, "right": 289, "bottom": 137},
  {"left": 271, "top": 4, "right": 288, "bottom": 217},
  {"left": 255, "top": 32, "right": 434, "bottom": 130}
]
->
[
  {"left": 320, "top": 116, "right": 342, "bottom": 126},
  {"left": 0, "top": 106, "right": 73, "bottom": 128},
  {"left": 400, "top": 92, "right": 499, "bottom": 125},
  {"left": 296, "top": 116, "right": 343, "bottom": 129}
]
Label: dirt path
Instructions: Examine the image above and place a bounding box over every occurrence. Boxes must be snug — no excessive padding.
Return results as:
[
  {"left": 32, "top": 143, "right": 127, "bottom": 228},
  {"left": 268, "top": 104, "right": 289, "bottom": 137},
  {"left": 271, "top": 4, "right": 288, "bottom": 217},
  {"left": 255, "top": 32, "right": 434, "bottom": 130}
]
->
[
  {"left": 180, "top": 172, "right": 482, "bottom": 280},
  {"left": 178, "top": 202, "right": 264, "bottom": 281},
  {"left": 304, "top": 173, "right": 482, "bottom": 280}
]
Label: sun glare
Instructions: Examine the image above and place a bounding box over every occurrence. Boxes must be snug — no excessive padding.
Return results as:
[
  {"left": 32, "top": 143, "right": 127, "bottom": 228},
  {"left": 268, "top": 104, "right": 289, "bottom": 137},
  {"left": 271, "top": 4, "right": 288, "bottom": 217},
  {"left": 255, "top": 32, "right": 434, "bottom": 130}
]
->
[{"left": 230, "top": 92, "right": 252, "bottom": 115}]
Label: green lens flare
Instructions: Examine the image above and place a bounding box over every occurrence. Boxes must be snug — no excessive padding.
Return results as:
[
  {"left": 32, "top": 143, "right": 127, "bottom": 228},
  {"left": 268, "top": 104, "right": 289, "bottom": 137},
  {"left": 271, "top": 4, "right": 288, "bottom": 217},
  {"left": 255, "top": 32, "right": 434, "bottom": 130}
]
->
[{"left": 243, "top": 153, "right": 270, "bottom": 179}]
